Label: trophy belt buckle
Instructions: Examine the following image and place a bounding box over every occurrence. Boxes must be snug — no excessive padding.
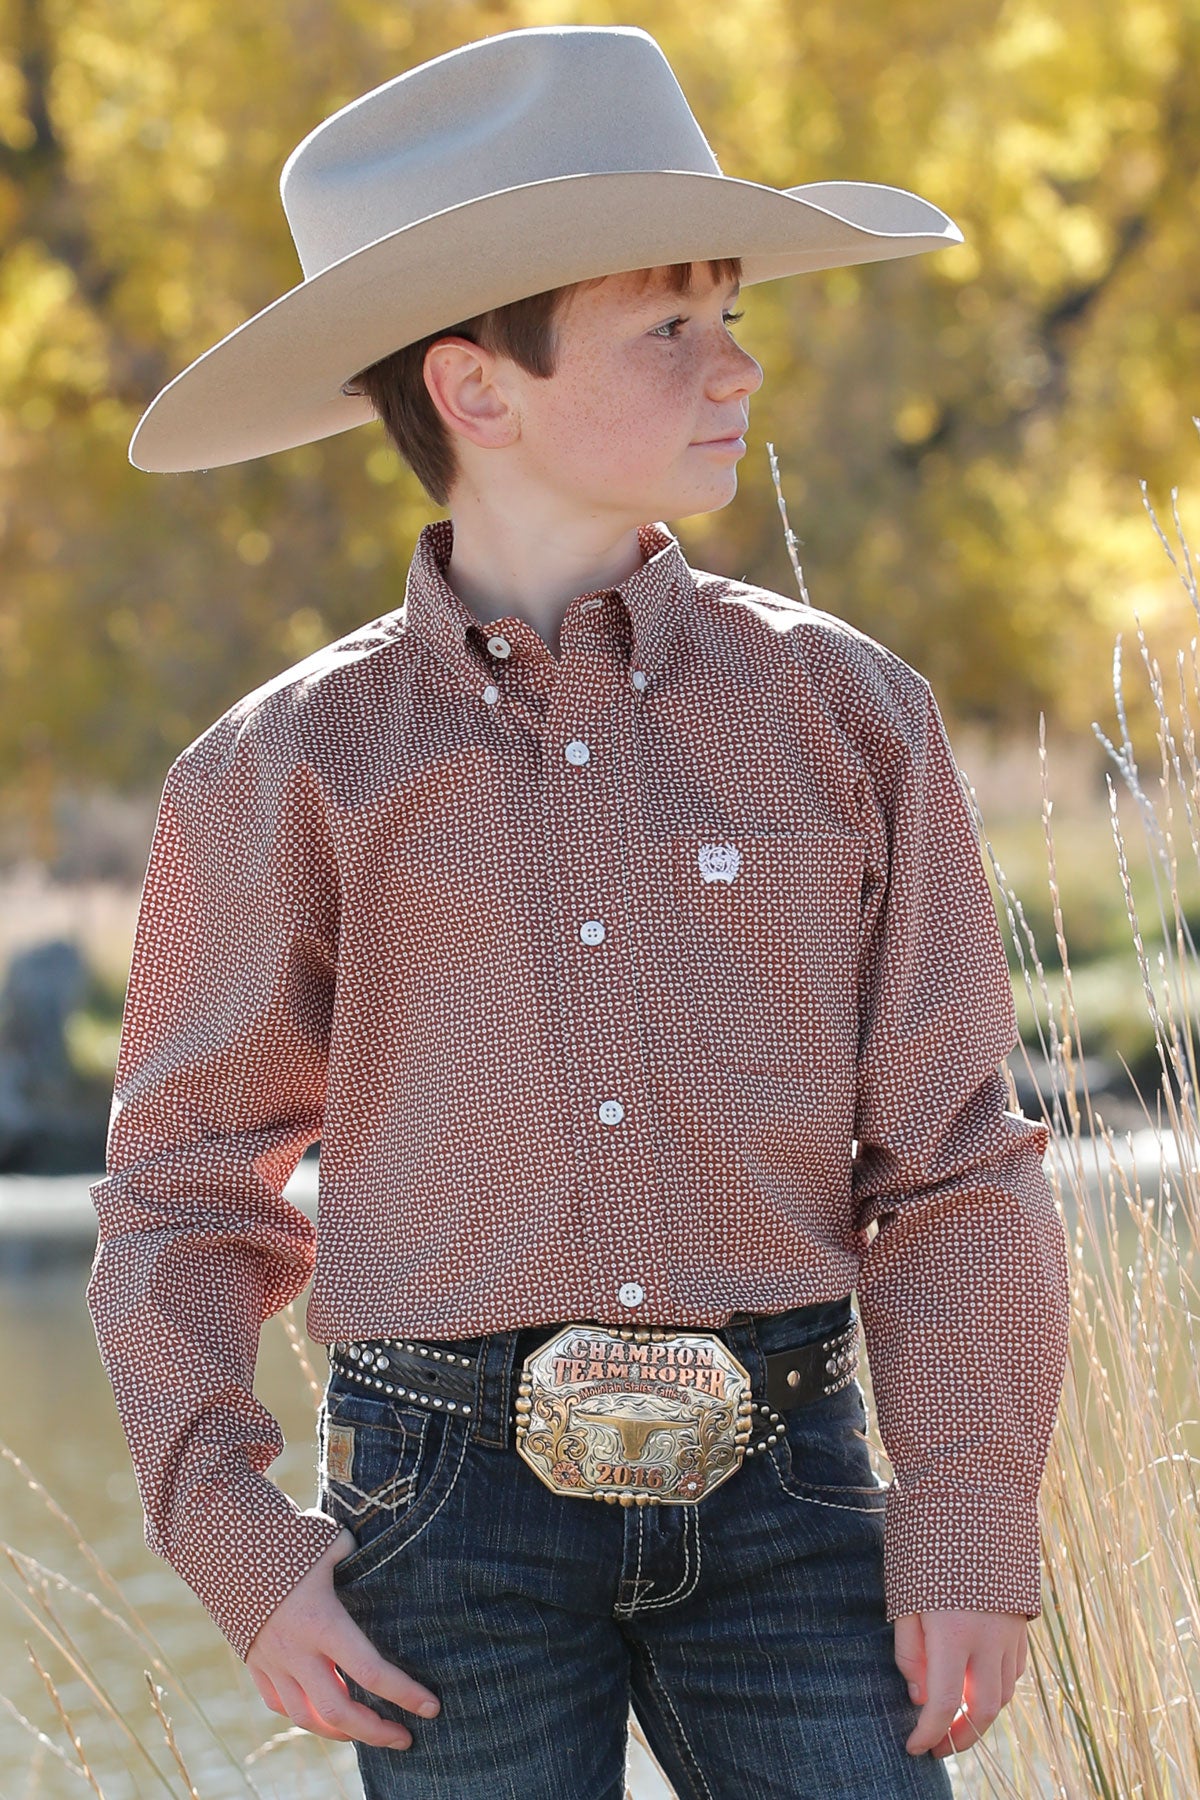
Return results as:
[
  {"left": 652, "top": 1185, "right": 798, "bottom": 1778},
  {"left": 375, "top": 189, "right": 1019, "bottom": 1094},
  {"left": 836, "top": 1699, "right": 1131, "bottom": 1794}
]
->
[{"left": 514, "top": 1322, "right": 755, "bottom": 1507}]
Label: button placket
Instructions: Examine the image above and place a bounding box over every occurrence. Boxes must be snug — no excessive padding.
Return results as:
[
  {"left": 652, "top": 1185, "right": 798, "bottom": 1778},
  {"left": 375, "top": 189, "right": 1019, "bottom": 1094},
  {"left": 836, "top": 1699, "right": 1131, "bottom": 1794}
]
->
[{"left": 548, "top": 645, "right": 662, "bottom": 1320}]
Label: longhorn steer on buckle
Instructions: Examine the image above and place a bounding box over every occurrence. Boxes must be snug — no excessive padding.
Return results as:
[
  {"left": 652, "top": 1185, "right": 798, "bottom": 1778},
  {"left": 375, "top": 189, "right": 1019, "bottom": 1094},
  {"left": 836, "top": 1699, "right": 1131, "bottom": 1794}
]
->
[{"left": 514, "top": 1323, "right": 755, "bottom": 1506}]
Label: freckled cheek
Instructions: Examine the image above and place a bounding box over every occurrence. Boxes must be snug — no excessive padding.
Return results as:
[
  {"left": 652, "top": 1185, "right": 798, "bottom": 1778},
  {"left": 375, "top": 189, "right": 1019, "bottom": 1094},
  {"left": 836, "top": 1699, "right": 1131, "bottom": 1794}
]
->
[
  {"left": 650, "top": 362, "right": 706, "bottom": 443},
  {"left": 545, "top": 398, "right": 663, "bottom": 479},
  {"left": 536, "top": 411, "right": 598, "bottom": 478}
]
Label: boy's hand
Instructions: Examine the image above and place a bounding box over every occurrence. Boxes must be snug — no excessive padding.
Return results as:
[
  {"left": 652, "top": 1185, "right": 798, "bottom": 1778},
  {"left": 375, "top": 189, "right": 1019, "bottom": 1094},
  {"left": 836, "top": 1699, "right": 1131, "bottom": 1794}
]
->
[
  {"left": 245, "top": 1527, "right": 441, "bottom": 1750},
  {"left": 895, "top": 1609, "right": 1028, "bottom": 1758}
]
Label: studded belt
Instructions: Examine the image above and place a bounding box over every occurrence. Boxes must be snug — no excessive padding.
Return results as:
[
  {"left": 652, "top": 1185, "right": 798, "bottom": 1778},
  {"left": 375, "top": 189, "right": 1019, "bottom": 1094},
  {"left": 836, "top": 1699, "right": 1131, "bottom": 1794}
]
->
[{"left": 327, "top": 1312, "right": 860, "bottom": 1509}]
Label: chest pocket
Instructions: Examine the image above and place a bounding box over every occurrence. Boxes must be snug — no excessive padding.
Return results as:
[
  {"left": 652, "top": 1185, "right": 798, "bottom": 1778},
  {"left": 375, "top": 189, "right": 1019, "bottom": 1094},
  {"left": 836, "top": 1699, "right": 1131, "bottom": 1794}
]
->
[{"left": 671, "top": 832, "right": 864, "bottom": 1086}]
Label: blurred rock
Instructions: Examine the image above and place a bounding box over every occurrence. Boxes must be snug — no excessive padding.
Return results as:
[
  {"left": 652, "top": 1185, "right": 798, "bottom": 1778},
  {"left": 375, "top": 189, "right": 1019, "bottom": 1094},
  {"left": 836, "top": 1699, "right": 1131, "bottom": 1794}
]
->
[{"left": 0, "top": 939, "right": 109, "bottom": 1173}]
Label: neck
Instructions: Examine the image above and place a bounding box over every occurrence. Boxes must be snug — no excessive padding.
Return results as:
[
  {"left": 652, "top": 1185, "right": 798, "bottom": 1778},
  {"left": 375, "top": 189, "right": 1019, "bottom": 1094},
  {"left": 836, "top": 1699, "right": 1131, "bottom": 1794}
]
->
[{"left": 441, "top": 489, "right": 646, "bottom": 657}]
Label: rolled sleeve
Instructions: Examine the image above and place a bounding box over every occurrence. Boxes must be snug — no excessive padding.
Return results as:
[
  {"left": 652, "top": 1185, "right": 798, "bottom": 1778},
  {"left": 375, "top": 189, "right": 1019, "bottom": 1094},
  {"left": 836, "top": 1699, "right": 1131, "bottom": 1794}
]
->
[
  {"left": 86, "top": 717, "right": 342, "bottom": 1659},
  {"left": 850, "top": 670, "right": 1071, "bottom": 1620}
]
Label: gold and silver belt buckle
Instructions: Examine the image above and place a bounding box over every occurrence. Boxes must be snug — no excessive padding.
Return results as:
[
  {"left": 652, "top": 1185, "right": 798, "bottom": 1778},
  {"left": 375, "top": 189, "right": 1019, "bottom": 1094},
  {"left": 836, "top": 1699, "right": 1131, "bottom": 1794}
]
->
[{"left": 514, "top": 1323, "right": 753, "bottom": 1507}]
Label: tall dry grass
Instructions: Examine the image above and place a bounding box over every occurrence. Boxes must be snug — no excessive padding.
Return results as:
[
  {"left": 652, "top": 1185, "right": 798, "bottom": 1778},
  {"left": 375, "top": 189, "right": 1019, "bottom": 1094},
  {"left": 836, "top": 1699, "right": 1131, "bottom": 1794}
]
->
[
  {"left": 3, "top": 448, "right": 1199, "bottom": 1796},
  {"left": 778, "top": 442, "right": 1200, "bottom": 1798},
  {"left": 950, "top": 448, "right": 1200, "bottom": 1797}
]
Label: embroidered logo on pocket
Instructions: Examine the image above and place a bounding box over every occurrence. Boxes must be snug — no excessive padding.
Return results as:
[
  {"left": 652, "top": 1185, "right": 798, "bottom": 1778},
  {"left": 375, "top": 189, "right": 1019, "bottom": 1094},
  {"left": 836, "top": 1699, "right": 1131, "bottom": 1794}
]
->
[
  {"left": 697, "top": 843, "right": 742, "bottom": 884},
  {"left": 325, "top": 1421, "right": 356, "bottom": 1485}
]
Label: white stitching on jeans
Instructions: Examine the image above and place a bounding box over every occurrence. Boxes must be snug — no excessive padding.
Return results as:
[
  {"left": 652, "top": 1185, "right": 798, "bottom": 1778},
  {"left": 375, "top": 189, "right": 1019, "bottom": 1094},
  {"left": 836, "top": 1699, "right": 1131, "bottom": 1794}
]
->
[
  {"left": 634, "top": 1506, "right": 649, "bottom": 1596},
  {"left": 613, "top": 1507, "right": 654, "bottom": 1616},
  {"left": 639, "top": 1638, "right": 715, "bottom": 1800},
  {"left": 766, "top": 1446, "right": 887, "bottom": 1513},
  {"left": 346, "top": 1426, "right": 470, "bottom": 1576},
  {"left": 617, "top": 1499, "right": 703, "bottom": 1615},
  {"left": 635, "top": 1504, "right": 701, "bottom": 1611}
]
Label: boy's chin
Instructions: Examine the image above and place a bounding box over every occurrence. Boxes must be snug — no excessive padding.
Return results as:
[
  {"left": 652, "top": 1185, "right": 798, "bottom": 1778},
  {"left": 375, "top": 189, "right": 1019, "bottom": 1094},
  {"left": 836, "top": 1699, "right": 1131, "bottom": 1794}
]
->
[{"left": 644, "top": 477, "right": 739, "bottom": 524}]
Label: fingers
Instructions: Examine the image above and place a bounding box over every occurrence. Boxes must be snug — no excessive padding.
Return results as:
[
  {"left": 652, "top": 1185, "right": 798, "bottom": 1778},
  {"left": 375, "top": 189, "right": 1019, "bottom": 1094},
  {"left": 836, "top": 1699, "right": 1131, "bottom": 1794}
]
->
[
  {"left": 334, "top": 1635, "right": 441, "bottom": 1721},
  {"left": 247, "top": 1665, "right": 287, "bottom": 1716},
  {"left": 905, "top": 1641, "right": 967, "bottom": 1760},
  {"left": 304, "top": 1664, "right": 416, "bottom": 1750},
  {"left": 248, "top": 1617, "right": 440, "bottom": 1750},
  {"left": 273, "top": 1664, "right": 414, "bottom": 1750},
  {"left": 906, "top": 1622, "right": 980, "bottom": 1759},
  {"left": 272, "top": 1670, "right": 354, "bottom": 1743},
  {"left": 892, "top": 1612, "right": 926, "bottom": 1696},
  {"left": 904, "top": 1631, "right": 1011, "bottom": 1760},
  {"left": 932, "top": 1661, "right": 1003, "bottom": 1759}
]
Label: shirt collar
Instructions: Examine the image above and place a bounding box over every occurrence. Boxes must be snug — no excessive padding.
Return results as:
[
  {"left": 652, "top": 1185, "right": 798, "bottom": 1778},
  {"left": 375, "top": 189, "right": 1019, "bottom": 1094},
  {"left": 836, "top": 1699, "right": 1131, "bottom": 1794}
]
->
[{"left": 400, "top": 517, "right": 695, "bottom": 698}]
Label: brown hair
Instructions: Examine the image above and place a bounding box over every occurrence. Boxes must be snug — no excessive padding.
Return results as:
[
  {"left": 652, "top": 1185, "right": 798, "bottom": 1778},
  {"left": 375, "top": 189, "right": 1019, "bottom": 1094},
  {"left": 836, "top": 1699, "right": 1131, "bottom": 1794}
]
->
[{"left": 342, "top": 259, "right": 743, "bottom": 507}]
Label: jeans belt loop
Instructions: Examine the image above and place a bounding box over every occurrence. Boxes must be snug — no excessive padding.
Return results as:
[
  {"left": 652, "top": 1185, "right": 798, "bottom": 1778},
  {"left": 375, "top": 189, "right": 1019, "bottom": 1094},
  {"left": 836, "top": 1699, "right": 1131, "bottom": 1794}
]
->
[{"left": 473, "top": 1330, "right": 514, "bottom": 1450}]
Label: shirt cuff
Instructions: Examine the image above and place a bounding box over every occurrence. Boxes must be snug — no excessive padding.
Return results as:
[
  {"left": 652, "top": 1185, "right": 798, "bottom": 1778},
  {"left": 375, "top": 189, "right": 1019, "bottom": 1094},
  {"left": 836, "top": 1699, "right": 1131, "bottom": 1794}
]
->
[
  {"left": 165, "top": 1472, "right": 343, "bottom": 1661},
  {"left": 882, "top": 1479, "right": 1044, "bottom": 1620}
]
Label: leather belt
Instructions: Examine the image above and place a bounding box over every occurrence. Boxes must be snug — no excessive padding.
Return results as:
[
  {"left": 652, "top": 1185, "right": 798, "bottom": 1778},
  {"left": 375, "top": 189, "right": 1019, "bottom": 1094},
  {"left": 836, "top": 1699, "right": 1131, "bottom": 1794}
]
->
[{"left": 328, "top": 1312, "right": 860, "bottom": 1506}]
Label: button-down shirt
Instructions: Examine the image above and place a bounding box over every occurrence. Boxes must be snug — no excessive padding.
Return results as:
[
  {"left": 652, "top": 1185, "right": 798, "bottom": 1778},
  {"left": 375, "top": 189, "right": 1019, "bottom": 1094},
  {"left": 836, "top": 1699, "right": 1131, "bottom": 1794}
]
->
[{"left": 87, "top": 517, "right": 1070, "bottom": 1660}]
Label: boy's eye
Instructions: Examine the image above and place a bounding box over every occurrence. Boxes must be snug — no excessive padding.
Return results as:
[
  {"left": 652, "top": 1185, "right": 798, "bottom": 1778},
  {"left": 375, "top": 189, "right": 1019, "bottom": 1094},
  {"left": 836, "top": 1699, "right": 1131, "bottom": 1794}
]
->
[{"left": 650, "top": 310, "right": 745, "bottom": 340}]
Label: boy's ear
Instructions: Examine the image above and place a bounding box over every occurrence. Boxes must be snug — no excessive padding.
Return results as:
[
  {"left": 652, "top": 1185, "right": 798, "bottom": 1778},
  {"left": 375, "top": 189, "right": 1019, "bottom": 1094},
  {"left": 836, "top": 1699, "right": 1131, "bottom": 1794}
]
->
[{"left": 423, "top": 337, "right": 520, "bottom": 449}]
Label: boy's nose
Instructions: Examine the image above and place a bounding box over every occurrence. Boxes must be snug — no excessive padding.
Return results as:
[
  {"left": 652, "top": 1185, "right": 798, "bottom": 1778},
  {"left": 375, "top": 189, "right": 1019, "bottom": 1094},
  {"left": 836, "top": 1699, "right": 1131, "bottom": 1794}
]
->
[{"left": 713, "top": 340, "right": 764, "bottom": 399}]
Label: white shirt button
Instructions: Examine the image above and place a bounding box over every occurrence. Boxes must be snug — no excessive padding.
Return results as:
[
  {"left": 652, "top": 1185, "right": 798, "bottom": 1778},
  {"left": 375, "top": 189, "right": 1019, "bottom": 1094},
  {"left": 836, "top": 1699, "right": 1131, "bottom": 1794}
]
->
[
  {"left": 631, "top": 669, "right": 647, "bottom": 692},
  {"left": 579, "top": 920, "right": 606, "bottom": 944},
  {"left": 481, "top": 684, "right": 500, "bottom": 706},
  {"left": 598, "top": 1098, "right": 625, "bottom": 1125},
  {"left": 486, "top": 635, "right": 511, "bottom": 659},
  {"left": 564, "top": 739, "right": 590, "bottom": 765},
  {"left": 618, "top": 1282, "right": 645, "bottom": 1307}
]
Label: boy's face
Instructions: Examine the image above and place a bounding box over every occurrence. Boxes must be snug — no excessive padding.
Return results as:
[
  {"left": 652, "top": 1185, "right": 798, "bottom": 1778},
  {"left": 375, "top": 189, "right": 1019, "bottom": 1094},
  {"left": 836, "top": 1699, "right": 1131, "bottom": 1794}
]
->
[{"left": 477, "top": 264, "right": 763, "bottom": 529}]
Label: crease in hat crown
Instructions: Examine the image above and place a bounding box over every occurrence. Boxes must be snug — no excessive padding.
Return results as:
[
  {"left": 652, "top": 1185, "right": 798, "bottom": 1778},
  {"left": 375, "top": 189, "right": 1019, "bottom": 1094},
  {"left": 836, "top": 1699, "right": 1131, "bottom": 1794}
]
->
[{"left": 279, "top": 27, "right": 723, "bottom": 281}]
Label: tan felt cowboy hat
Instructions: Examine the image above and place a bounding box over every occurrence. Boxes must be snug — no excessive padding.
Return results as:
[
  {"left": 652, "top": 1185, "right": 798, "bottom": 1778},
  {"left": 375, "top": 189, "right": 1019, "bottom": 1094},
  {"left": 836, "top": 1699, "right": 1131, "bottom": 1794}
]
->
[{"left": 128, "top": 23, "right": 965, "bottom": 474}]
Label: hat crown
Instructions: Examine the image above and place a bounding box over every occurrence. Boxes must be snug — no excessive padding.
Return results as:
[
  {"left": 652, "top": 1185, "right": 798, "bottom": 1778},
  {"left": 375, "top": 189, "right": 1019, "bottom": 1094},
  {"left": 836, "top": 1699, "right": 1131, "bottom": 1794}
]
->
[{"left": 280, "top": 27, "right": 723, "bottom": 282}]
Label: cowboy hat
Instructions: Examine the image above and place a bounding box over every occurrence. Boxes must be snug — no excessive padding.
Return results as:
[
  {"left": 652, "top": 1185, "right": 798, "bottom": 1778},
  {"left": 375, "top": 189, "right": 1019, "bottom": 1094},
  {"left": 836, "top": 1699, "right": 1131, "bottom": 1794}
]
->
[{"left": 128, "top": 24, "right": 964, "bottom": 474}]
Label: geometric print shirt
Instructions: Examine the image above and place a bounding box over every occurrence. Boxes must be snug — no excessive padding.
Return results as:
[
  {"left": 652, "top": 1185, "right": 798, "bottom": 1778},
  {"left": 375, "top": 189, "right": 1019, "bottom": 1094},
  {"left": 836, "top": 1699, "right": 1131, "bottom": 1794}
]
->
[{"left": 86, "top": 517, "right": 1071, "bottom": 1660}]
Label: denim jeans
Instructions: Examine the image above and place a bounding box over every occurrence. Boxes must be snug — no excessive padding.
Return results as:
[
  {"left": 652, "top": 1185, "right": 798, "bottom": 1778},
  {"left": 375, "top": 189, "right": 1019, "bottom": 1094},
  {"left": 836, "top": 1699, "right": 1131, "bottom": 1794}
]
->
[{"left": 319, "top": 1295, "right": 954, "bottom": 1800}]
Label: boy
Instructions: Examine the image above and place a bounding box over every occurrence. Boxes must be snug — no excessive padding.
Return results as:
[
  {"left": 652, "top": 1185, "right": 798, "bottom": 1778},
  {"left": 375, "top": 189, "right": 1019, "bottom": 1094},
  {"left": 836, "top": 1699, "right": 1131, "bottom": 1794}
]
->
[{"left": 88, "top": 25, "right": 1071, "bottom": 1800}]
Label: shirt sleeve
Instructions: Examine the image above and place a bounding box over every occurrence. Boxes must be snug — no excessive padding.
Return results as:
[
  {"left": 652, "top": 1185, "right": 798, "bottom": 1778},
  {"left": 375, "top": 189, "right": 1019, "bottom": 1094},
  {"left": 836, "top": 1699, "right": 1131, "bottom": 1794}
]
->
[
  {"left": 85, "top": 716, "right": 343, "bottom": 1660},
  {"left": 850, "top": 668, "right": 1071, "bottom": 1621}
]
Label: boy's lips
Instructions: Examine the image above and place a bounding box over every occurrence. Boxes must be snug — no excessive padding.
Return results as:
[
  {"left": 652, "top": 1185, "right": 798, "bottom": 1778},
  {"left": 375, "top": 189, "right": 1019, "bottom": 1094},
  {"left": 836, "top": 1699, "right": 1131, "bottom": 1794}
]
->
[{"left": 692, "top": 420, "right": 749, "bottom": 450}]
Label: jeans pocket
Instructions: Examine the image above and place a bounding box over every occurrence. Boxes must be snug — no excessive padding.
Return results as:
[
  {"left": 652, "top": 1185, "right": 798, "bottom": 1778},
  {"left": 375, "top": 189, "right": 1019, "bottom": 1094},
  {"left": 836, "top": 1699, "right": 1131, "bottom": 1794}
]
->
[
  {"left": 318, "top": 1384, "right": 430, "bottom": 1537},
  {"left": 769, "top": 1378, "right": 888, "bottom": 1513},
  {"left": 319, "top": 1379, "right": 471, "bottom": 1586}
]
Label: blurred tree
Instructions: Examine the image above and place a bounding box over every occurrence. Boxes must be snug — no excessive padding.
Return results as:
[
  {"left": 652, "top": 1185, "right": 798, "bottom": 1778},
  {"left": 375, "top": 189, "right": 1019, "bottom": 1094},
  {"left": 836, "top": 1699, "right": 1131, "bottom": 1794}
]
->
[{"left": 1, "top": 0, "right": 1198, "bottom": 848}]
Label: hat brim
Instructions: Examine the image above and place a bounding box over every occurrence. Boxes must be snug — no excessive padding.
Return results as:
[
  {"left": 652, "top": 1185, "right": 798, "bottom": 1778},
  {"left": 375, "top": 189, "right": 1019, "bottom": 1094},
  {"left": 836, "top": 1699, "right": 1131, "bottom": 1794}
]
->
[{"left": 128, "top": 169, "right": 963, "bottom": 473}]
